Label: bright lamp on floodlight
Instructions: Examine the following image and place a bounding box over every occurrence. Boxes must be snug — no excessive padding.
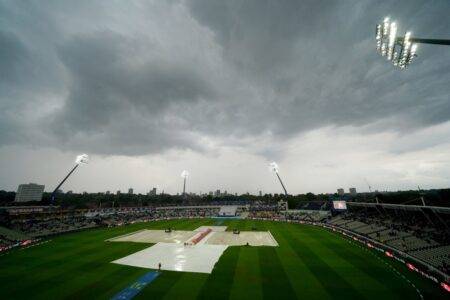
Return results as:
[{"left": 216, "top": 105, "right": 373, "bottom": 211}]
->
[
  {"left": 75, "top": 154, "right": 89, "bottom": 164},
  {"left": 375, "top": 17, "right": 450, "bottom": 70},
  {"left": 375, "top": 18, "right": 418, "bottom": 69}
]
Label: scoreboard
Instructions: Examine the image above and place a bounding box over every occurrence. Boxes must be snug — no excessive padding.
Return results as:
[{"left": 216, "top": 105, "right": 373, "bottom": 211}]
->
[{"left": 333, "top": 201, "right": 347, "bottom": 210}]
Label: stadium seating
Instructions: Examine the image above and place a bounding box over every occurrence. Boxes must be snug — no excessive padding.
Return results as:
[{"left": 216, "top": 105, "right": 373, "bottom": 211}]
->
[
  {"left": 409, "top": 245, "right": 450, "bottom": 268},
  {"left": 327, "top": 208, "right": 450, "bottom": 275}
]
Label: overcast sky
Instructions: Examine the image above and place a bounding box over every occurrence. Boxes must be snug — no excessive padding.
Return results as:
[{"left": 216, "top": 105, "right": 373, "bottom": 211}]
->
[{"left": 1, "top": 0, "right": 450, "bottom": 195}]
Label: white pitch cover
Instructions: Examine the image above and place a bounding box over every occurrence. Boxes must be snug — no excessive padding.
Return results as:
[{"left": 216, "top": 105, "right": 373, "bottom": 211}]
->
[{"left": 112, "top": 242, "right": 228, "bottom": 274}]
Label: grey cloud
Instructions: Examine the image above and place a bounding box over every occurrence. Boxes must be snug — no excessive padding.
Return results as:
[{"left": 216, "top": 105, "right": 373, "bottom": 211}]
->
[
  {"left": 0, "top": 0, "right": 450, "bottom": 157},
  {"left": 0, "top": 30, "right": 29, "bottom": 85},
  {"left": 186, "top": 0, "right": 450, "bottom": 139},
  {"left": 0, "top": 29, "right": 51, "bottom": 146},
  {"left": 187, "top": 0, "right": 339, "bottom": 76},
  {"left": 50, "top": 30, "right": 216, "bottom": 154},
  {"left": 0, "top": 29, "right": 56, "bottom": 98}
]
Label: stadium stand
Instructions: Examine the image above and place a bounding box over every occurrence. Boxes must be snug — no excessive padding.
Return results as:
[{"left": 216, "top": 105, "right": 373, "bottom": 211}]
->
[
  {"left": 0, "top": 226, "right": 29, "bottom": 241},
  {"left": 0, "top": 226, "right": 32, "bottom": 251},
  {"left": 327, "top": 204, "right": 450, "bottom": 275}
]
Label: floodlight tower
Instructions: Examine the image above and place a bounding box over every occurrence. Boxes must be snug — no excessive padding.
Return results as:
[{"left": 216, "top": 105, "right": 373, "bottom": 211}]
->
[
  {"left": 51, "top": 154, "right": 89, "bottom": 202},
  {"left": 269, "top": 162, "right": 288, "bottom": 196},
  {"left": 364, "top": 178, "right": 372, "bottom": 193},
  {"left": 181, "top": 170, "right": 189, "bottom": 198},
  {"left": 375, "top": 17, "right": 450, "bottom": 69}
]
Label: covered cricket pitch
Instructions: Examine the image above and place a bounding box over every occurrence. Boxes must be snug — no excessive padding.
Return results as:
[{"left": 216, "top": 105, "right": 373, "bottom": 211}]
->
[{"left": 109, "top": 225, "right": 278, "bottom": 273}]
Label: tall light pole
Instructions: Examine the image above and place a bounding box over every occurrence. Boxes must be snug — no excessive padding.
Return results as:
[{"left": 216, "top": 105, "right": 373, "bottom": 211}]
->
[
  {"left": 181, "top": 170, "right": 189, "bottom": 198},
  {"left": 269, "top": 162, "right": 288, "bottom": 196},
  {"left": 375, "top": 17, "right": 450, "bottom": 69},
  {"left": 51, "top": 154, "right": 89, "bottom": 202}
]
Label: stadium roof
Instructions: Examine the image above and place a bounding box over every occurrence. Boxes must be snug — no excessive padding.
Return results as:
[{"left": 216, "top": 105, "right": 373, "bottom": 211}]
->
[{"left": 347, "top": 202, "right": 450, "bottom": 213}]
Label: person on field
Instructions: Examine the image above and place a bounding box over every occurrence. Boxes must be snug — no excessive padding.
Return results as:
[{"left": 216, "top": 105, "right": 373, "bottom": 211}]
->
[{"left": 158, "top": 262, "right": 161, "bottom": 271}]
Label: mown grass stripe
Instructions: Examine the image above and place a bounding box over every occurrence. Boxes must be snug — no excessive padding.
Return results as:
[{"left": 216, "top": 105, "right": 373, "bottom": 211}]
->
[
  {"left": 3, "top": 243, "right": 149, "bottom": 299},
  {"left": 280, "top": 223, "right": 365, "bottom": 299},
  {"left": 230, "top": 246, "right": 263, "bottom": 299},
  {"left": 259, "top": 246, "right": 297, "bottom": 300},
  {"left": 197, "top": 247, "right": 241, "bottom": 299},
  {"left": 268, "top": 222, "right": 331, "bottom": 299},
  {"left": 161, "top": 272, "right": 208, "bottom": 300},
  {"left": 317, "top": 231, "right": 419, "bottom": 299},
  {"left": 134, "top": 271, "right": 184, "bottom": 299},
  {"left": 74, "top": 266, "right": 147, "bottom": 299}
]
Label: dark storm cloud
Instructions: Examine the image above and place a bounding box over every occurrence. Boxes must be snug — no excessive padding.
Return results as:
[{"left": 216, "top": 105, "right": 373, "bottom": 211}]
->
[
  {"left": 47, "top": 29, "right": 218, "bottom": 154},
  {"left": 187, "top": 0, "right": 339, "bottom": 76},
  {"left": 1, "top": 0, "right": 450, "bottom": 156},
  {"left": 0, "top": 30, "right": 29, "bottom": 84},
  {"left": 0, "top": 30, "right": 27, "bottom": 144},
  {"left": 0, "top": 28, "right": 59, "bottom": 146},
  {"left": 54, "top": 31, "right": 213, "bottom": 131},
  {"left": 186, "top": 0, "right": 450, "bottom": 138}
]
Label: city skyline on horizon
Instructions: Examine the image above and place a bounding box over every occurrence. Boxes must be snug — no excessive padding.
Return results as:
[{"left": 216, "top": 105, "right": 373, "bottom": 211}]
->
[{"left": 4, "top": 180, "right": 444, "bottom": 197}]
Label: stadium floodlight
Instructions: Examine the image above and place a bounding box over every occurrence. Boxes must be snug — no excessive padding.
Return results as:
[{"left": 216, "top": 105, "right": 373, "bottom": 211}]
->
[
  {"left": 75, "top": 154, "right": 89, "bottom": 164},
  {"left": 375, "top": 17, "right": 450, "bottom": 69},
  {"left": 51, "top": 154, "right": 89, "bottom": 202},
  {"left": 269, "top": 162, "right": 288, "bottom": 196},
  {"left": 181, "top": 170, "right": 189, "bottom": 197}
]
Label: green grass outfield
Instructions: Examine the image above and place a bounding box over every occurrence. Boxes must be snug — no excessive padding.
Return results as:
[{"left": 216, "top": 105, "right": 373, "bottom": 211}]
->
[{"left": 0, "top": 219, "right": 447, "bottom": 299}]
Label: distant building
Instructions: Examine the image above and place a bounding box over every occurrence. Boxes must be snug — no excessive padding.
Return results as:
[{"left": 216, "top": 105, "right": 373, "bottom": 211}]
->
[
  {"left": 67, "top": 190, "right": 73, "bottom": 194},
  {"left": 15, "top": 183, "right": 45, "bottom": 202},
  {"left": 128, "top": 188, "right": 133, "bottom": 195},
  {"left": 209, "top": 191, "right": 213, "bottom": 196},
  {"left": 349, "top": 187, "right": 357, "bottom": 196},
  {"left": 215, "top": 189, "right": 220, "bottom": 197},
  {"left": 106, "top": 191, "right": 110, "bottom": 195},
  {"left": 116, "top": 190, "right": 121, "bottom": 195},
  {"left": 259, "top": 190, "right": 262, "bottom": 197},
  {"left": 337, "top": 188, "right": 345, "bottom": 196},
  {"left": 149, "top": 187, "right": 157, "bottom": 196}
]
